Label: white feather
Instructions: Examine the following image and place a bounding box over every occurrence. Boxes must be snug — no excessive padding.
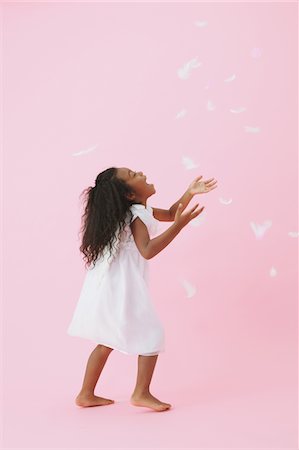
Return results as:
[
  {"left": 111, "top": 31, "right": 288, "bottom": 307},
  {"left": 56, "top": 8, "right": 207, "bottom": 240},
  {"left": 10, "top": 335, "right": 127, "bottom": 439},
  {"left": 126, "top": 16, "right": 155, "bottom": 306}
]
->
[
  {"left": 177, "top": 57, "right": 202, "bottom": 80},
  {"left": 182, "top": 155, "right": 199, "bottom": 170},
  {"left": 72, "top": 145, "right": 98, "bottom": 156},
  {"left": 250, "top": 220, "right": 272, "bottom": 239},
  {"left": 229, "top": 107, "right": 247, "bottom": 114},
  {"left": 269, "top": 267, "right": 277, "bottom": 277},
  {"left": 219, "top": 197, "right": 232, "bottom": 205},
  {"left": 207, "top": 100, "right": 216, "bottom": 111},
  {"left": 176, "top": 109, "right": 187, "bottom": 119},
  {"left": 194, "top": 20, "right": 208, "bottom": 28},
  {"left": 244, "top": 126, "right": 260, "bottom": 133},
  {"left": 180, "top": 279, "right": 197, "bottom": 298},
  {"left": 224, "top": 74, "right": 236, "bottom": 82}
]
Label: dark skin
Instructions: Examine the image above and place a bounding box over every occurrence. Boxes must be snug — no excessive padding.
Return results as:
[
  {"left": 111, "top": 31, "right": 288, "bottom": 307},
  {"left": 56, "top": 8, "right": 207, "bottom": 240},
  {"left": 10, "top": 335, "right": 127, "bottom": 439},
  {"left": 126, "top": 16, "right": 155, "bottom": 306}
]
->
[
  {"left": 116, "top": 166, "right": 217, "bottom": 220},
  {"left": 75, "top": 167, "right": 217, "bottom": 411},
  {"left": 116, "top": 166, "right": 218, "bottom": 259},
  {"left": 116, "top": 167, "right": 156, "bottom": 207}
]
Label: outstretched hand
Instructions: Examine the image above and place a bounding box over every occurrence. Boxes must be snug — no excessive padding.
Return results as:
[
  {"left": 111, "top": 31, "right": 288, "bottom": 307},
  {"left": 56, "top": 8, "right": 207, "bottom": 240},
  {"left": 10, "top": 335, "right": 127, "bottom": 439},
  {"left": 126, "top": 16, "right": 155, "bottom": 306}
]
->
[
  {"left": 174, "top": 202, "right": 204, "bottom": 229},
  {"left": 188, "top": 176, "right": 218, "bottom": 195}
]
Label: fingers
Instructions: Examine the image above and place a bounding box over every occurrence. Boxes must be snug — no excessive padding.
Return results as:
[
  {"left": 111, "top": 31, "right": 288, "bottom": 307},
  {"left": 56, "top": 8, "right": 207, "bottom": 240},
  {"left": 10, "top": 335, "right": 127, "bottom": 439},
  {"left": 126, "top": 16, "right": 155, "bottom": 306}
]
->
[
  {"left": 189, "top": 203, "right": 203, "bottom": 216},
  {"left": 186, "top": 203, "right": 199, "bottom": 214},
  {"left": 189, "top": 210, "right": 204, "bottom": 222},
  {"left": 192, "top": 205, "right": 204, "bottom": 215},
  {"left": 205, "top": 180, "right": 217, "bottom": 187},
  {"left": 181, "top": 203, "right": 205, "bottom": 220}
]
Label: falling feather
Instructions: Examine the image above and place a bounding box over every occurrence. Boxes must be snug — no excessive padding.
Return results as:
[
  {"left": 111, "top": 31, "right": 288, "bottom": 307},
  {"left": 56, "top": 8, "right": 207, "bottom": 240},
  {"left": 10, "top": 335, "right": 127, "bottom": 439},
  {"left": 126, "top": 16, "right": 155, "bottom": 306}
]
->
[
  {"left": 180, "top": 279, "right": 197, "bottom": 298},
  {"left": 72, "top": 145, "right": 98, "bottom": 156},
  {"left": 177, "top": 57, "right": 202, "bottom": 80},
  {"left": 245, "top": 126, "right": 260, "bottom": 133},
  {"left": 219, "top": 197, "right": 232, "bottom": 205},
  {"left": 224, "top": 74, "right": 236, "bottom": 82},
  {"left": 250, "top": 220, "right": 272, "bottom": 239},
  {"left": 288, "top": 231, "right": 299, "bottom": 238},
  {"left": 207, "top": 100, "right": 216, "bottom": 111},
  {"left": 195, "top": 20, "right": 208, "bottom": 28},
  {"left": 182, "top": 155, "right": 199, "bottom": 169},
  {"left": 229, "top": 107, "right": 247, "bottom": 114},
  {"left": 269, "top": 267, "right": 277, "bottom": 277},
  {"left": 176, "top": 109, "right": 187, "bottom": 119}
]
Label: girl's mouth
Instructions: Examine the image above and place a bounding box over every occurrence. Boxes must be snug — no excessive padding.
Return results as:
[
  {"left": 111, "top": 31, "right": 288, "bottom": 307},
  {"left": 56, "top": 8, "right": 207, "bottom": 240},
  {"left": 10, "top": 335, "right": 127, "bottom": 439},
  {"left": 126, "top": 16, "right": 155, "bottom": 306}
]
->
[{"left": 144, "top": 176, "right": 153, "bottom": 186}]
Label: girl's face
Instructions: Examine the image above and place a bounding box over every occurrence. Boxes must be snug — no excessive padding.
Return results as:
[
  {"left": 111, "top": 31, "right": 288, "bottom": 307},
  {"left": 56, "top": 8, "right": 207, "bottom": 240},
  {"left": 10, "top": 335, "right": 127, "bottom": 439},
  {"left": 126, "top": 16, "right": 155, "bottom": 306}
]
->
[{"left": 116, "top": 167, "right": 156, "bottom": 204}]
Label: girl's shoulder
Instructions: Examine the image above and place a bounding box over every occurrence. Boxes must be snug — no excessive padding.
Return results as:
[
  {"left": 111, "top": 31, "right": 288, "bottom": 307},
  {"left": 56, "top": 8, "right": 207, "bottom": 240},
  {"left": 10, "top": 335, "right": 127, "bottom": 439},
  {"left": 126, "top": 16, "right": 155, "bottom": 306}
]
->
[
  {"left": 126, "top": 203, "right": 159, "bottom": 236},
  {"left": 129, "top": 203, "right": 153, "bottom": 218}
]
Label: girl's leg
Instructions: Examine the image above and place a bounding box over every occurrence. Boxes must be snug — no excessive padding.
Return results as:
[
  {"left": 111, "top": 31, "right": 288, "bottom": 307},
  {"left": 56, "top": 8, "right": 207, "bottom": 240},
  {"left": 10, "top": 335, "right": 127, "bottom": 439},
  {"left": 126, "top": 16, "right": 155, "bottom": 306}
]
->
[
  {"left": 75, "top": 344, "right": 114, "bottom": 407},
  {"left": 130, "top": 355, "right": 172, "bottom": 411}
]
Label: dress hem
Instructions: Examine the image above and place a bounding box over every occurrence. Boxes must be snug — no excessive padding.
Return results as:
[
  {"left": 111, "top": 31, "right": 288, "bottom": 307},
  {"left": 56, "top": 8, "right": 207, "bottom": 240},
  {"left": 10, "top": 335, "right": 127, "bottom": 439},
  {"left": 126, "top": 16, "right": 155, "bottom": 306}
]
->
[
  {"left": 67, "top": 332, "right": 165, "bottom": 356},
  {"left": 92, "top": 339, "right": 165, "bottom": 356}
]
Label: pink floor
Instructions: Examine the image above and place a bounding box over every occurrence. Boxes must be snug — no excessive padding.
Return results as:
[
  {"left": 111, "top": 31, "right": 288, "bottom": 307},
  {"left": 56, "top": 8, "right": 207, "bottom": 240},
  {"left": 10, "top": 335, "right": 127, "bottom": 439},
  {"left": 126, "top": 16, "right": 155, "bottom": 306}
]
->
[{"left": 3, "top": 348, "right": 297, "bottom": 448}]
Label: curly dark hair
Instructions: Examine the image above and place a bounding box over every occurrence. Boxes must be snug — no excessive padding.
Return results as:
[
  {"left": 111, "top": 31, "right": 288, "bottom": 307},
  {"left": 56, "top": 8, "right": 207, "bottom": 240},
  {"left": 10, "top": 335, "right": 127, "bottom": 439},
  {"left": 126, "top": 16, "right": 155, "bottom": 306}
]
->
[{"left": 79, "top": 167, "right": 137, "bottom": 269}]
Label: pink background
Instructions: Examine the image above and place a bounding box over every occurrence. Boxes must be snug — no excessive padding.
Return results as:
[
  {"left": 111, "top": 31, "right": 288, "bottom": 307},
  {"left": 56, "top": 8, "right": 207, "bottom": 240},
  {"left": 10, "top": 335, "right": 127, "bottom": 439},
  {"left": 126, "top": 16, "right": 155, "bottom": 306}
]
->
[{"left": 2, "top": 1, "right": 298, "bottom": 448}]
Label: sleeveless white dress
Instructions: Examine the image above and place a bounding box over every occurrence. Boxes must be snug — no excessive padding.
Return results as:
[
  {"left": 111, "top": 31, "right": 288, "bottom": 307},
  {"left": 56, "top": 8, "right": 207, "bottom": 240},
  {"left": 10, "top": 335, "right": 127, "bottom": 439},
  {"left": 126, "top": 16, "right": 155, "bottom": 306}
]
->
[{"left": 67, "top": 203, "right": 165, "bottom": 356}]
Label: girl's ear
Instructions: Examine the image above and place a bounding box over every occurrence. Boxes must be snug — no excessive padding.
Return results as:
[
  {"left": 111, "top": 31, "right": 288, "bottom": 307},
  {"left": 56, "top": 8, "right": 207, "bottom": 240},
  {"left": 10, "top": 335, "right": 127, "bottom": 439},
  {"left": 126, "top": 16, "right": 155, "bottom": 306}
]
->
[{"left": 126, "top": 192, "right": 135, "bottom": 201}]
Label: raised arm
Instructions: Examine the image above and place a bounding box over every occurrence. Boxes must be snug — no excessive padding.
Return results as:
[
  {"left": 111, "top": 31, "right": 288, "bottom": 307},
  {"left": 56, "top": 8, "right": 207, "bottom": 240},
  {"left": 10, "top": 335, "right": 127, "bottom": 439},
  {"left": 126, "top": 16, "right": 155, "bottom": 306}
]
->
[
  {"left": 152, "top": 174, "right": 218, "bottom": 221},
  {"left": 169, "top": 190, "right": 194, "bottom": 220},
  {"left": 130, "top": 203, "right": 203, "bottom": 259},
  {"left": 130, "top": 218, "right": 182, "bottom": 259},
  {"left": 152, "top": 190, "right": 193, "bottom": 222}
]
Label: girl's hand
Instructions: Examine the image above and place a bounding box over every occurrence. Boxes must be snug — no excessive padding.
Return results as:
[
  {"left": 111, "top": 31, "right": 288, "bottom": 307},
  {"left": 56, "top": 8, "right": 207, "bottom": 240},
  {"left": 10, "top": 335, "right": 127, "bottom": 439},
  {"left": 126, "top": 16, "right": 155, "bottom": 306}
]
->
[
  {"left": 188, "top": 176, "right": 218, "bottom": 195},
  {"left": 174, "top": 203, "right": 204, "bottom": 229}
]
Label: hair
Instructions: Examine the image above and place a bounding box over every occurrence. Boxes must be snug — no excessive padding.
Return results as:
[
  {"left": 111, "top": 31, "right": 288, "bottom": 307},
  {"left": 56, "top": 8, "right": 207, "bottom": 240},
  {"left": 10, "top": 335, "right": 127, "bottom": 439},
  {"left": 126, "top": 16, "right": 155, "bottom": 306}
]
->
[{"left": 79, "top": 167, "right": 138, "bottom": 269}]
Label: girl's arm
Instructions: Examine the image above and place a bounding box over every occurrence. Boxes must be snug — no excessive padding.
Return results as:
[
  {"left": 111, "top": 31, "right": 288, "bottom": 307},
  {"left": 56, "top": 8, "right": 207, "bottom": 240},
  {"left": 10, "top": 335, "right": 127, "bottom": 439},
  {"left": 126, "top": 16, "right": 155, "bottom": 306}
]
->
[
  {"left": 153, "top": 189, "right": 194, "bottom": 222},
  {"left": 130, "top": 218, "right": 183, "bottom": 259},
  {"left": 169, "top": 189, "right": 193, "bottom": 220},
  {"left": 152, "top": 175, "right": 217, "bottom": 221}
]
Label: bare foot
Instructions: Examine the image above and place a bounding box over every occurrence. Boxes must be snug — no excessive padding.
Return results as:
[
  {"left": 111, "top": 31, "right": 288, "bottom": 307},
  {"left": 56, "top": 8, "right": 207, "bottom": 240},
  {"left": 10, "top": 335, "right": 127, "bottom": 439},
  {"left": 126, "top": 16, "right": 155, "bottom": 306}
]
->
[
  {"left": 130, "top": 392, "right": 171, "bottom": 412},
  {"left": 75, "top": 394, "right": 115, "bottom": 407}
]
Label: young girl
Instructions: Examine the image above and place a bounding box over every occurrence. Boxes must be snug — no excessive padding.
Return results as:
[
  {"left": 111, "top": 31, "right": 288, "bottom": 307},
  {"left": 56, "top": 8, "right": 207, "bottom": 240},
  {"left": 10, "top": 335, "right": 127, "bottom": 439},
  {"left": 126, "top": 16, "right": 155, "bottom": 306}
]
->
[{"left": 67, "top": 166, "right": 217, "bottom": 412}]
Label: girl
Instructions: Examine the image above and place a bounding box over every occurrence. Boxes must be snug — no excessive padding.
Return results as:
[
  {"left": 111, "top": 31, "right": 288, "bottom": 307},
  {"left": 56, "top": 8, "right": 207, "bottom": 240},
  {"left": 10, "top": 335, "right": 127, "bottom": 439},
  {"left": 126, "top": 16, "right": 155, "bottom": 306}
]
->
[{"left": 67, "top": 166, "right": 217, "bottom": 412}]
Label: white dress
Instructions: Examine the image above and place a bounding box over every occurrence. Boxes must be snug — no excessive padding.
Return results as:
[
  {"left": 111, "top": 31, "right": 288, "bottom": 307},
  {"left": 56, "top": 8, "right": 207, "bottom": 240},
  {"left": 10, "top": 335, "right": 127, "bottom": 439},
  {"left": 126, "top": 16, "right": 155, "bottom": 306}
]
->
[{"left": 67, "top": 203, "right": 165, "bottom": 356}]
